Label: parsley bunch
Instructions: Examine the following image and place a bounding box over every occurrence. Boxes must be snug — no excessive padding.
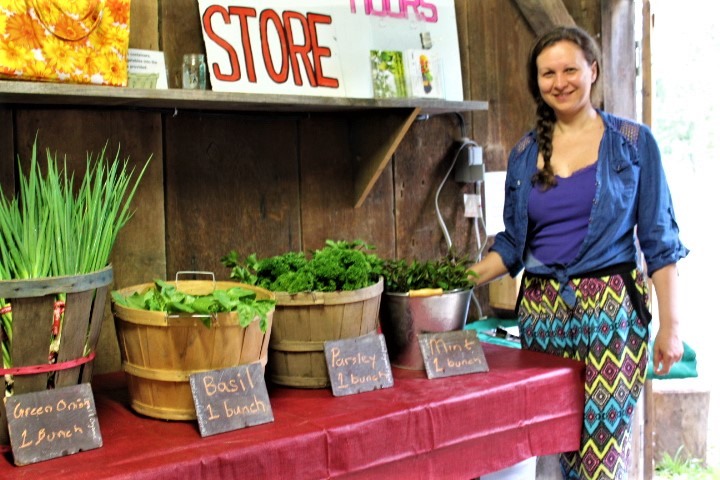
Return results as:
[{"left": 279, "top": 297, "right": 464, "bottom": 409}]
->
[{"left": 221, "top": 240, "right": 383, "bottom": 294}]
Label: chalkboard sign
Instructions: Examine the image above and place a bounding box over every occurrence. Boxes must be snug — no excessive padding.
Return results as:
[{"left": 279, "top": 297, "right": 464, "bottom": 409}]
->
[
  {"left": 5, "top": 383, "right": 102, "bottom": 466},
  {"left": 189, "top": 361, "right": 274, "bottom": 437},
  {"left": 324, "top": 332, "right": 394, "bottom": 397},
  {"left": 419, "top": 330, "right": 489, "bottom": 379}
]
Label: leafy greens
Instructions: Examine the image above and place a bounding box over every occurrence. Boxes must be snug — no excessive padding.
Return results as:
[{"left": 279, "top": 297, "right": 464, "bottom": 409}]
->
[
  {"left": 221, "top": 239, "right": 383, "bottom": 294},
  {"left": 111, "top": 280, "right": 275, "bottom": 332}
]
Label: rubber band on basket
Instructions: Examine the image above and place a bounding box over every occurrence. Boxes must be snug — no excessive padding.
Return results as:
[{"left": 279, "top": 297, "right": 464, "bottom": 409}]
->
[{"left": 0, "top": 351, "right": 96, "bottom": 376}]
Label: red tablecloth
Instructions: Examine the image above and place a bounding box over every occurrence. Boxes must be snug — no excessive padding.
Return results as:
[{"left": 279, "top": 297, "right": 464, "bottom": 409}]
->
[{"left": 0, "top": 344, "right": 584, "bottom": 479}]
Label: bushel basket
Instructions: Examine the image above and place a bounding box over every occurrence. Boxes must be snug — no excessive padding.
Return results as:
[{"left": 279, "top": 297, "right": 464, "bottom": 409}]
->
[
  {"left": 0, "top": 265, "right": 113, "bottom": 445},
  {"left": 112, "top": 280, "right": 274, "bottom": 421},
  {"left": 268, "top": 279, "right": 383, "bottom": 388}
]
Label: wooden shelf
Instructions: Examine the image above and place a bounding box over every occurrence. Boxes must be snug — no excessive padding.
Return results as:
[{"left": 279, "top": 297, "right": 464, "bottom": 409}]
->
[
  {"left": 0, "top": 80, "right": 488, "bottom": 114},
  {"left": 0, "top": 80, "right": 488, "bottom": 207}
]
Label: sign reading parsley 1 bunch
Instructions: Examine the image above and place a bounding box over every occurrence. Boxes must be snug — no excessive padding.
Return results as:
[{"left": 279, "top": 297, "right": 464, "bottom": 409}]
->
[{"left": 197, "top": 0, "right": 463, "bottom": 100}]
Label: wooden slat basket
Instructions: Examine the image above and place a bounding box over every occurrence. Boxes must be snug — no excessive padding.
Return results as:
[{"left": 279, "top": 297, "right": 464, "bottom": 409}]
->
[
  {"left": 268, "top": 279, "right": 383, "bottom": 388},
  {"left": 0, "top": 265, "right": 113, "bottom": 445},
  {"left": 112, "top": 280, "right": 274, "bottom": 421}
]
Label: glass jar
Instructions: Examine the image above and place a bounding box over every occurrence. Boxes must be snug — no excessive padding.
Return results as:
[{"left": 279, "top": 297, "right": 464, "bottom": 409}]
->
[{"left": 182, "top": 54, "right": 207, "bottom": 90}]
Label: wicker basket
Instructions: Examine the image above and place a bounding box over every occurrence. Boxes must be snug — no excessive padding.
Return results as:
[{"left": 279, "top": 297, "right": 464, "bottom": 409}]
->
[
  {"left": 112, "top": 280, "right": 274, "bottom": 420},
  {"left": 268, "top": 279, "right": 383, "bottom": 388}
]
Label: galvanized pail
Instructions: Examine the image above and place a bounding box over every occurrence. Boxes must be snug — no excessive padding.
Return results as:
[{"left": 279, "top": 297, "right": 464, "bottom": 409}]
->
[{"left": 379, "top": 288, "right": 472, "bottom": 370}]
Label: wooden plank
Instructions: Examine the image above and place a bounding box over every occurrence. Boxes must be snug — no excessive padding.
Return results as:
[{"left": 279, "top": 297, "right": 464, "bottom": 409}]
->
[
  {"left": 129, "top": 0, "right": 160, "bottom": 50},
  {"left": 513, "top": 0, "right": 576, "bottom": 35},
  {"left": 350, "top": 108, "right": 419, "bottom": 208},
  {"left": 0, "top": 267, "right": 112, "bottom": 298},
  {"left": 641, "top": 0, "right": 652, "bottom": 126},
  {"left": 643, "top": 380, "right": 655, "bottom": 479},
  {"left": 80, "top": 284, "right": 111, "bottom": 383},
  {"left": 53, "top": 290, "right": 94, "bottom": 387},
  {"left": 392, "top": 114, "right": 478, "bottom": 261},
  {"left": 163, "top": 111, "right": 301, "bottom": 275},
  {"left": 641, "top": 3, "right": 653, "bottom": 478},
  {"left": 160, "top": 0, "right": 207, "bottom": 89},
  {"left": 0, "top": 108, "right": 13, "bottom": 198},
  {"left": 601, "top": 0, "right": 637, "bottom": 118},
  {"left": 9, "top": 296, "right": 53, "bottom": 394},
  {"left": 298, "top": 115, "right": 395, "bottom": 258},
  {"left": 467, "top": 0, "right": 536, "bottom": 172},
  {"left": 0, "top": 81, "right": 487, "bottom": 115}
]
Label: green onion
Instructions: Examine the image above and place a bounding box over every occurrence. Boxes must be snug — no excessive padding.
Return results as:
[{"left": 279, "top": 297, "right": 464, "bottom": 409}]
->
[{"left": 0, "top": 137, "right": 151, "bottom": 371}]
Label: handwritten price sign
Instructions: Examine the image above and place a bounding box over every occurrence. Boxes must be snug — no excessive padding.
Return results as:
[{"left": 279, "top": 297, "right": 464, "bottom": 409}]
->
[
  {"left": 5, "top": 384, "right": 102, "bottom": 466},
  {"left": 190, "top": 362, "right": 274, "bottom": 437},
  {"left": 419, "top": 330, "right": 489, "bottom": 379},
  {"left": 324, "top": 332, "right": 394, "bottom": 397}
]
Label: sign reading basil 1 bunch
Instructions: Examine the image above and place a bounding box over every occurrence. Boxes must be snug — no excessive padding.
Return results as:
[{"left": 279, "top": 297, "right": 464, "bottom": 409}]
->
[
  {"left": 197, "top": 0, "right": 463, "bottom": 100},
  {"left": 190, "top": 362, "right": 273, "bottom": 437}
]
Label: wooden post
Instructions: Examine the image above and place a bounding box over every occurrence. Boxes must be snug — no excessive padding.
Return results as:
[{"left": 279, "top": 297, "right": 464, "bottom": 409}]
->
[
  {"left": 600, "top": 0, "right": 637, "bottom": 117},
  {"left": 641, "top": 2, "right": 655, "bottom": 478}
]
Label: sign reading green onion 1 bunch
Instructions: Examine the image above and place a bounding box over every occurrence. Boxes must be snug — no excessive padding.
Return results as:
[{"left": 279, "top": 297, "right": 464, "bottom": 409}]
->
[
  {"left": 197, "top": 0, "right": 463, "bottom": 100},
  {"left": 5, "top": 384, "right": 102, "bottom": 466}
]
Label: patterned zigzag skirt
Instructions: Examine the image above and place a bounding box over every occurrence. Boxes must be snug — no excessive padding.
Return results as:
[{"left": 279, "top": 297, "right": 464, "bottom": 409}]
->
[{"left": 517, "top": 266, "right": 651, "bottom": 480}]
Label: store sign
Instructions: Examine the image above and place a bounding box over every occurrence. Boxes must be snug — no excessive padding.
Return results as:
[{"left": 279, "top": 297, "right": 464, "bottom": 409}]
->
[
  {"left": 419, "top": 330, "right": 489, "bottom": 379},
  {"left": 197, "top": 0, "right": 463, "bottom": 100},
  {"left": 5, "top": 384, "right": 102, "bottom": 466},
  {"left": 190, "top": 362, "right": 274, "bottom": 437},
  {"left": 324, "top": 332, "right": 394, "bottom": 397}
]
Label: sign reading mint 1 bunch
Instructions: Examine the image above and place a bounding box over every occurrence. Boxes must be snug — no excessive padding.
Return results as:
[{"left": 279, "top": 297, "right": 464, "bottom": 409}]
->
[{"left": 197, "top": 0, "right": 463, "bottom": 100}]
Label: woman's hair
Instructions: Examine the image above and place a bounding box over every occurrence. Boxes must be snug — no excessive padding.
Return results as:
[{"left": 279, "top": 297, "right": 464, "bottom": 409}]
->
[{"left": 527, "top": 26, "right": 601, "bottom": 189}]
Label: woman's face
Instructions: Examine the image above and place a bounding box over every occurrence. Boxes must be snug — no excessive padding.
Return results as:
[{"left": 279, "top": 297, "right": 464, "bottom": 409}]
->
[{"left": 536, "top": 40, "right": 597, "bottom": 120}]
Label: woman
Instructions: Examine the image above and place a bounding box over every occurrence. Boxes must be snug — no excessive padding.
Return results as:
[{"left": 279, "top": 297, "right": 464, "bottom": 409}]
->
[{"left": 468, "top": 26, "right": 688, "bottom": 479}]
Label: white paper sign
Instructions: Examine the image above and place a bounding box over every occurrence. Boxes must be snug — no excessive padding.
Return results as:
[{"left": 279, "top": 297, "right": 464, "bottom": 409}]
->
[
  {"left": 197, "top": 0, "right": 463, "bottom": 100},
  {"left": 127, "top": 49, "right": 168, "bottom": 89},
  {"left": 484, "top": 171, "right": 507, "bottom": 236}
]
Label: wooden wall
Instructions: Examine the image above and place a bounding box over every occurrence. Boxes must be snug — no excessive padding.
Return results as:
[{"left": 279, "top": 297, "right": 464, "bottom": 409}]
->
[{"left": 0, "top": 0, "right": 634, "bottom": 377}]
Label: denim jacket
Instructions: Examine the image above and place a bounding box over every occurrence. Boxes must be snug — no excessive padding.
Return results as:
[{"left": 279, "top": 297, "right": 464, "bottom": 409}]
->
[{"left": 490, "top": 110, "right": 688, "bottom": 304}]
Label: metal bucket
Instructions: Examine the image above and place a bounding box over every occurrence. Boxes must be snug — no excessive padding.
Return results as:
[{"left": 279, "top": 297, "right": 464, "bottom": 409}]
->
[{"left": 379, "top": 288, "right": 472, "bottom": 370}]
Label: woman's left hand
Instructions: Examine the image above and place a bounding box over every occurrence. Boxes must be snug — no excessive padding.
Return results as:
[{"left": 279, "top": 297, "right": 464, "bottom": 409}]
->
[
  {"left": 649, "top": 263, "right": 683, "bottom": 376},
  {"left": 652, "top": 325, "right": 683, "bottom": 375}
]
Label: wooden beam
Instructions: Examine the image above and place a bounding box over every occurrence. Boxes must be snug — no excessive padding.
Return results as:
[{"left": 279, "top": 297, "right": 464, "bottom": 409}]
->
[
  {"left": 513, "top": 0, "right": 576, "bottom": 35},
  {"left": 642, "top": 0, "right": 653, "bottom": 126},
  {"left": 641, "top": 4, "right": 654, "bottom": 479},
  {"left": 350, "top": 108, "right": 420, "bottom": 208},
  {"left": 601, "top": 0, "right": 636, "bottom": 118}
]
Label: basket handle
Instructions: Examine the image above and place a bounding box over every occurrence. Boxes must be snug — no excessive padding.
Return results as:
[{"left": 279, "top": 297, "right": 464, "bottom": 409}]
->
[
  {"left": 175, "top": 271, "right": 216, "bottom": 290},
  {"left": 167, "top": 271, "right": 217, "bottom": 320},
  {"left": 28, "top": 0, "right": 105, "bottom": 41}
]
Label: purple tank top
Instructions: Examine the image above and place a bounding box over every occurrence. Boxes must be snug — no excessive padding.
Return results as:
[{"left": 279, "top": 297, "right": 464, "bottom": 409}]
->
[{"left": 527, "top": 162, "right": 597, "bottom": 265}]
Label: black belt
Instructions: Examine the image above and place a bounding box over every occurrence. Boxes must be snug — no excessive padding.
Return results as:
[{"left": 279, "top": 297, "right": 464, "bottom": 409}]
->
[{"left": 517, "top": 262, "right": 650, "bottom": 323}]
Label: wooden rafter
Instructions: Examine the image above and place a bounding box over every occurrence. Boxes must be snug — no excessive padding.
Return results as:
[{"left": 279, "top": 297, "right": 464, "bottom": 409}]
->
[{"left": 512, "top": 0, "right": 576, "bottom": 34}]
